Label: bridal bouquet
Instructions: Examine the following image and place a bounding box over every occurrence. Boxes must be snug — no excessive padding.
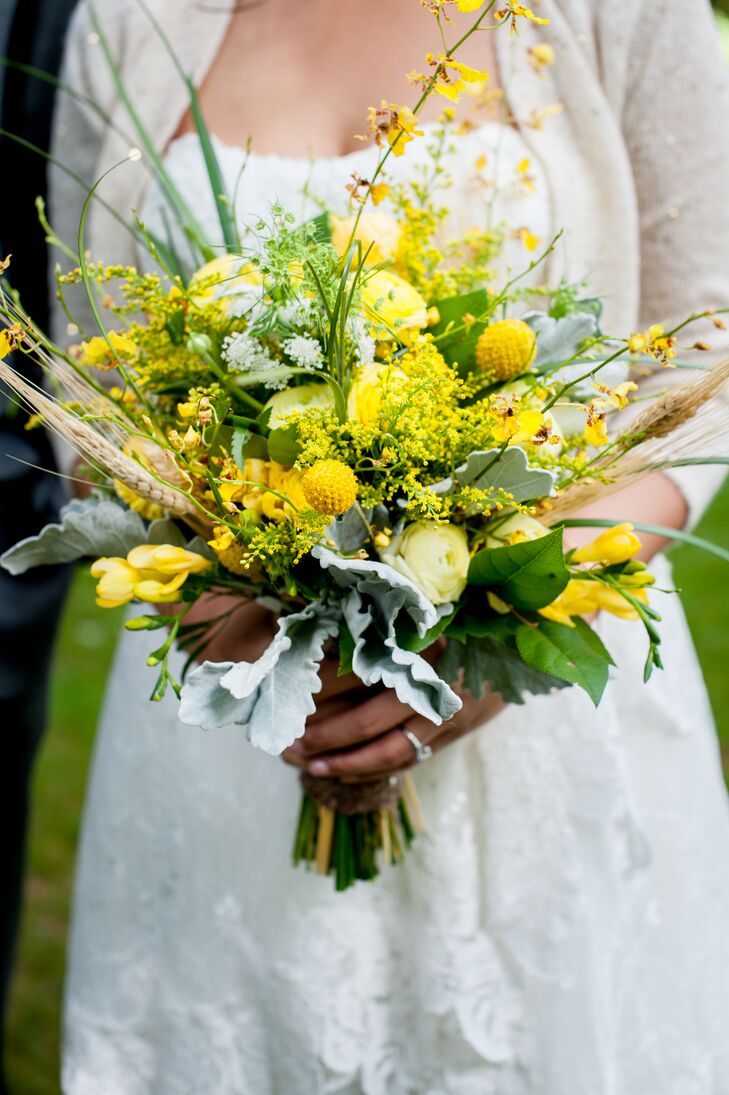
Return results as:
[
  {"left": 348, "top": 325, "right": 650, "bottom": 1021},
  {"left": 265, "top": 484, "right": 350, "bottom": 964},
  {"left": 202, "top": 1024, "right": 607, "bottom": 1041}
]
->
[{"left": 1, "top": 0, "right": 728, "bottom": 889}]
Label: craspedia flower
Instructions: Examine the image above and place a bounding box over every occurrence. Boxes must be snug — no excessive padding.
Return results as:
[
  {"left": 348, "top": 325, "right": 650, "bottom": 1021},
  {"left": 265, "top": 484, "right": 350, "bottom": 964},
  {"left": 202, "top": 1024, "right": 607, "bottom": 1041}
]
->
[
  {"left": 301, "top": 460, "right": 358, "bottom": 516},
  {"left": 475, "top": 319, "right": 537, "bottom": 380}
]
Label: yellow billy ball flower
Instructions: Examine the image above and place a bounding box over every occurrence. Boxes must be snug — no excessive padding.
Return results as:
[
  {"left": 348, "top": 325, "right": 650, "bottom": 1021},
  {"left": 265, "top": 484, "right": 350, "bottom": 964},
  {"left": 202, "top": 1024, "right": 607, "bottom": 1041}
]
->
[
  {"left": 208, "top": 526, "right": 250, "bottom": 575},
  {"left": 301, "top": 460, "right": 358, "bottom": 516},
  {"left": 572, "top": 523, "right": 642, "bottom": 566},
  {"left": 475, "top": 319, "right": 537, "bottom": 380}
]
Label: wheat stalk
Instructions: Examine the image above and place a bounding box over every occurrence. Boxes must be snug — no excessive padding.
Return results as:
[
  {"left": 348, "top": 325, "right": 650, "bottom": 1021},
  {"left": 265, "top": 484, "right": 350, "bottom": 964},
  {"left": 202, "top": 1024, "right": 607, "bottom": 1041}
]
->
[
  {"left": 544, "top": 360, "right": 729, "bottom": 523},
  {"left": 0, "top": 358, "right": 199, "bottom": 518}
]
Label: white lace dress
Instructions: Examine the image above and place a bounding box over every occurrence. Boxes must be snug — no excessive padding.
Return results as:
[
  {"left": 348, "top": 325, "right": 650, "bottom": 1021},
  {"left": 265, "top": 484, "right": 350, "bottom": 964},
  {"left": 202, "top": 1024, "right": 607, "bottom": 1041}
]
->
[{"left": 62, "top": 126, "right": 729, "bottom": 1095}]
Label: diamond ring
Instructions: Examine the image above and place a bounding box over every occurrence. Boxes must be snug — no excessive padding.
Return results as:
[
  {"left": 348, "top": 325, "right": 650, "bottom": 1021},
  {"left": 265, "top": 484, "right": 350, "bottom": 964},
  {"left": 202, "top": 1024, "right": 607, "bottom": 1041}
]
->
[{"left": 400, "top": 728, "right": 434, "bottom": 764}]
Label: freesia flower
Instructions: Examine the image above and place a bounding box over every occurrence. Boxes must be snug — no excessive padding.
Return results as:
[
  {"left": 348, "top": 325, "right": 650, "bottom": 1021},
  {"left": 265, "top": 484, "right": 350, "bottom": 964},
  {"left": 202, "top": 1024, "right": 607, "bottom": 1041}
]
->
[{"left": 572, "top": 523, "right": 642, "bottom": 566}]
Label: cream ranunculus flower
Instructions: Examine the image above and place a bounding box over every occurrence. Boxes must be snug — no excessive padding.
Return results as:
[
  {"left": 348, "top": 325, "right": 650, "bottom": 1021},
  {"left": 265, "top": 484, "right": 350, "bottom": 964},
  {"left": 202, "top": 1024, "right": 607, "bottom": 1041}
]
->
[
  {"left": 264, "top": 383, "right": 335, "bottom": 428},
  {"left": 347, "top": 362, "right": 407, "bottom": 425},
  {"left": 331, "top": 212, "right": 402, "bottom": 266},
  {"left": 380, "top": 521, "right": 470, "bottom": 605},
  {"left": 359, "top": 269, "right": 429, "bottom": 338}
]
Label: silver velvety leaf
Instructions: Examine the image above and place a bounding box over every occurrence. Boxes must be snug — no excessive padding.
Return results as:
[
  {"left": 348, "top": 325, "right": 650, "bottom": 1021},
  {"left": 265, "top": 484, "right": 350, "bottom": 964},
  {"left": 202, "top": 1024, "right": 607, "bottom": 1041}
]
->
[
  {"left": 343, "top": 588, "right": 461, "bottom": 725},
  {"left": 454, "top": 446, "right": 556, "bottom": 503},
  {"left": 179, "top": 603, "right": 340, "bottom": 756},
  {"left": 523, "top": 310, "right": 600, "bottom": 373},
  {"left": 312, "top": 544, "right": 439, "bottom": 637},
  {"left": 0, "top": 497, "right": 149, "bottom": 575}
]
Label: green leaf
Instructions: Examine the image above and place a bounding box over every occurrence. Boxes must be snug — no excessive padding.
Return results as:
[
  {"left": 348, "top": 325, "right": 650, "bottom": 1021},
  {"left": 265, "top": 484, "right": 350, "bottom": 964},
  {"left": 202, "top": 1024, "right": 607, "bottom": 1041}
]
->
[
  {"left": 231, "top": 426, "right": 251, "bottom": 469},
  {"left": 338, "top": 621, "right": 355, "bottom": 675},
  {"left": 430, "top": 289, "right": 490, "bottom": 372},
  {"left": 267, "top": 424, "right": 302, "bottom": 465},
  {"left": 515, "top": 617, "right": 614, "bottom": 706},
  {"left": 440, "top": 635, "right": 569, "bottom": 704},
  {"left": 396, "top": 606, "right": 457, "bottom": 654},
  {"left": 165, "top": 308, "right": 186, "bottom": 346},
  {"left": 467, "top": 527, "right": 569, "bottom": 611}
]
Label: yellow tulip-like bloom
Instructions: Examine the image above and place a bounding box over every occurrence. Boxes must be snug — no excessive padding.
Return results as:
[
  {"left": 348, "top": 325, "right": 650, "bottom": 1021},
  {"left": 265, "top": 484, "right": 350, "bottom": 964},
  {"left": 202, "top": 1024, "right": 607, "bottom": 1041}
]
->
[
  {"left": 331, "top": 212, "right": 402, "bottom": 266},
  {"left": 189, "top": 255, "right": 262, "bottom": 314},
  {"left": 301, "top": 460, "right": 358, "bottom": 516},
  {"left": 347, "top": 362, "right": 407, "bottom": 425},
  {"left": 91, "top": 544, "right": 212, "bottom": 608},
  {"left": 208, "top": 526, "right": 250, "bottom": 575},
  {"left": 81, "top": 331, "right": 137, "bottom": 369},
  {"left": 126, "top": 544, "right": 212, "bottom": 576},
  {"left": 360, "top": 269, "right": 429, "bottom": 338},
  {"left": 475, "top": 319, "right": 537, "bottom": 381},
  {"left": 572, "top": 523, "right": 642, "bottom": 566},
  {"left": 539, "top": 576, "right": 649, "bottom": 627}
]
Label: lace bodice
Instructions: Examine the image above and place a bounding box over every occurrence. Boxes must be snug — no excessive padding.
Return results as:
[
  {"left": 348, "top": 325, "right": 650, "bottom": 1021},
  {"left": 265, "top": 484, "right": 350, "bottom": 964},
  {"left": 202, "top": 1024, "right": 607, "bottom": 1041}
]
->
[{"left": 141, "top": 122, "right": 551, "bottom": 288}]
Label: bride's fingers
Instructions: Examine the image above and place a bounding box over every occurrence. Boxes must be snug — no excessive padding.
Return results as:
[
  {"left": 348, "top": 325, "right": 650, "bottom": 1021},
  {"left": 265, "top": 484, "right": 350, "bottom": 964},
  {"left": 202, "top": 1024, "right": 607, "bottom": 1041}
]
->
[
  {"left": 297, "top": 690, "right": 414, "bottom": 756},
  {"left": 304, "top": 716, "right": 442, "bottom": 779}
]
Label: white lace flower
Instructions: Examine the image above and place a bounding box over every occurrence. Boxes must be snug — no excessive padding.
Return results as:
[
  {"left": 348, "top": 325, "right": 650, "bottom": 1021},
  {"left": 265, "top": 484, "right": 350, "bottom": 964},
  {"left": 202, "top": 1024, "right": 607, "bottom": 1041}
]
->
[
  {"left": 282, "top": 335, "right": 324, "bottom": 370},
  {"left": 221, "top": 332, "right": 286, "bottom": 389},
  {"left": 349, "top": 316, "right": 376, "bottom": 364}
]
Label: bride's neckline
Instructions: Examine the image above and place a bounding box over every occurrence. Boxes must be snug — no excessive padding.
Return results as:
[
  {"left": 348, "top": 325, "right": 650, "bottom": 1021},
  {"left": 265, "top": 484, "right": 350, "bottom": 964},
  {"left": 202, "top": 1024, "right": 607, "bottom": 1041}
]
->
[{"left": 164, "top": 119, "right": 523, "bottom": 167}]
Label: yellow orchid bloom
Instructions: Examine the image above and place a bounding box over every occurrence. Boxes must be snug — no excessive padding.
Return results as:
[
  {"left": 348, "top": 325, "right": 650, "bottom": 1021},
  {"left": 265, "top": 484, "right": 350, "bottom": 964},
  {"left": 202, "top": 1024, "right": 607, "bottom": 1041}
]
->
[
  {"left": 81, "top": 331, "right": 137, "bottom": 369},
  {"left": 572, "top": 523, "right": 642, "bottom": 566}
]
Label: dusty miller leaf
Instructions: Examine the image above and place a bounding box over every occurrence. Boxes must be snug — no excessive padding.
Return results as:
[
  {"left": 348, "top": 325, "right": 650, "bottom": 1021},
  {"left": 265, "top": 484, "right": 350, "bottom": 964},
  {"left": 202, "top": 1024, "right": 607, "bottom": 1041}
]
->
[{"left": 179, "top": 603, "right": 340, "bottom": 755}]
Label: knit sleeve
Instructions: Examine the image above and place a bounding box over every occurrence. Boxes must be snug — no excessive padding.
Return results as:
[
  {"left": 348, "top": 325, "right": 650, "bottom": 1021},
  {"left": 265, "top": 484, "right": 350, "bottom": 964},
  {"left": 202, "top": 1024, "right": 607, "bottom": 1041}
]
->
[{"left": 619, "top": 0, "right": 729, "bottom": 527}]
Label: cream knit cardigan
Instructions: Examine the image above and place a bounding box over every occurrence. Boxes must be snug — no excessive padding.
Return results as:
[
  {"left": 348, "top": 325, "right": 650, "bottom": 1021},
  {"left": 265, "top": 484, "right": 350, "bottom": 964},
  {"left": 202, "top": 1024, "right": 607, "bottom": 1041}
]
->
[{"left": 50, "top": 0, "right": 729, "bottom": 523}]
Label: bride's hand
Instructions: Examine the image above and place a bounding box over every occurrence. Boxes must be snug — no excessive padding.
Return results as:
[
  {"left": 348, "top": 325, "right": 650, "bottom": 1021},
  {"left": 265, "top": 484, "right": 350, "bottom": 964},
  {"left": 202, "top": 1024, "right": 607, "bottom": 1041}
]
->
[{"left": 282, "top": 681, "right": 504, "bottom": 782}]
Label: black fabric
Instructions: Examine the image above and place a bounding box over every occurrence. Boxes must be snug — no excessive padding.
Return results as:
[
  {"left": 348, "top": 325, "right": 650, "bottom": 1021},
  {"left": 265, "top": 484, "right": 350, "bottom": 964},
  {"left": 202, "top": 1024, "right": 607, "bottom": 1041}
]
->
[{"left": 0, "top": 3, "right": 79, "bottom": 1090}]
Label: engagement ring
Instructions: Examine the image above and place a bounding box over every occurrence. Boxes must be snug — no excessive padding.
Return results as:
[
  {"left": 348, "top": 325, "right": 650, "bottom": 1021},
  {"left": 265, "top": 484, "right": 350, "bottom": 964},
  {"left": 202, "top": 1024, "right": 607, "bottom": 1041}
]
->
[{"left": 400, "top": 728, "right": 433, "bottom": 764}]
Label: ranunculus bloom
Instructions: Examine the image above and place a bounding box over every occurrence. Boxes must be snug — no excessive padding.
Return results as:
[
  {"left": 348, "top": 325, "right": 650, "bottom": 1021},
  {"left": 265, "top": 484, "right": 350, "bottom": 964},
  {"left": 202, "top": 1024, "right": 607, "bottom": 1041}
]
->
[
  {"left": 264, "top": 383, "right": 335, "bottom": 429},
  {"left": 359, "top": 269, "right": 429, "bottom": 338},
  {"left": 381, "top": 521, "right": 470, "bottom": 605}
]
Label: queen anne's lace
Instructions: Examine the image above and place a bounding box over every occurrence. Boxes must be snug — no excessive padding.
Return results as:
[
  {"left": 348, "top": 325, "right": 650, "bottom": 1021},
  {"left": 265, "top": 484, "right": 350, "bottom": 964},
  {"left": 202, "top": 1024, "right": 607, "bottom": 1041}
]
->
[{"left": 62, "top": 128, "right": 729, "bottom": 1095}]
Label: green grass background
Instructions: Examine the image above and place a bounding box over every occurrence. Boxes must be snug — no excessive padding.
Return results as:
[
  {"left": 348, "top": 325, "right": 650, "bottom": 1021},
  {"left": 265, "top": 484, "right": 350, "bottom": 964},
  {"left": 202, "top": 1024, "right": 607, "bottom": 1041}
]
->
[{"left": 5, "top": 13, "right": 729, "bottom": 1095}]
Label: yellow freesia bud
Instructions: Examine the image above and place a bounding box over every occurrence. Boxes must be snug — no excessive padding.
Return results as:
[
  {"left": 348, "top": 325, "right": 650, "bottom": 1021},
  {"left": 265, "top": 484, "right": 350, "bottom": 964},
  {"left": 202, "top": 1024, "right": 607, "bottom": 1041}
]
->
[{"left": 572, "top": 523, "right": 641, "bottom": 566}]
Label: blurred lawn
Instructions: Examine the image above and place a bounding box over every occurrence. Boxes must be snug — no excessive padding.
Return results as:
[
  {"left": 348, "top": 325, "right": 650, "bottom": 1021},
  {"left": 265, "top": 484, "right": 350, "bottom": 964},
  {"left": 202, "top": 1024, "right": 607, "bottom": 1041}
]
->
[{"left": 5, "top": 481, "right": 729, "bottom": 1093}]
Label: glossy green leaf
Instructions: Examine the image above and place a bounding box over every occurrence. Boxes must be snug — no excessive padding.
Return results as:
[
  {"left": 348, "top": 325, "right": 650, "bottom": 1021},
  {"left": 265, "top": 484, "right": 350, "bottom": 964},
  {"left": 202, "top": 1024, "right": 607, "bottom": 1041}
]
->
[
  {"left": 429, "top": 288, "right": 491, "bottom": 372},
  {"left": 267, "top": 424, "right": 302, "bottom": 465},
  {"left": 515, "top": 617, "right": 614, "bottom": 706},
  {"left": 467, "top": 527, "right": 569, "bottom": 610}
]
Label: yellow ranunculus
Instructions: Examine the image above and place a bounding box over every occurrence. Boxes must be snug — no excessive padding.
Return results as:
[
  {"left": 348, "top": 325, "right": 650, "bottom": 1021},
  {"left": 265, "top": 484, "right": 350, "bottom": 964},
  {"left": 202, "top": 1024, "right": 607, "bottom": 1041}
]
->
[
  {"left": 126, "top": 544, "right": 212, "bottom": 576},
  {"left": 264, "top": 463, "right": 308, "bottom": 521},
  {"left": 81, "top": 331, "right": 137, "bottom": 368},
  {"left": 572, "top": 523, "right": 641, "bottom": 566},
  {"left": 331, "top": 212, "right": 402, "bottom": 266},
  {"left": 263, "top": 383, "right": 335, "bottom": 429},
  {"left": 189, "top": 255, "right": 263, "bottom": 314},
  {"left": 380, "top": 521, "right": 470, "bottom": 605},
  {"left": 360, "top": 269, "right": 429, "bottom": 339},
  {"left": 347, "top": 363, "right": 407, "bottom": 425}
]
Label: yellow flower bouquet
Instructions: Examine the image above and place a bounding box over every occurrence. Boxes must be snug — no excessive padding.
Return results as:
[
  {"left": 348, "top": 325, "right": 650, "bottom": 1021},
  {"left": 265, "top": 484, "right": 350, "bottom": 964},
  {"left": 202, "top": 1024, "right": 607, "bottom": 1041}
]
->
[{"left": 2, "top": 0, "right": 729, "bottom": 889}]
